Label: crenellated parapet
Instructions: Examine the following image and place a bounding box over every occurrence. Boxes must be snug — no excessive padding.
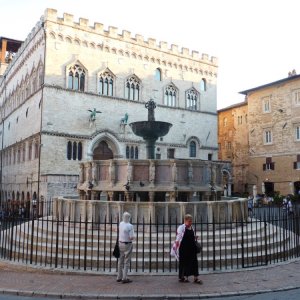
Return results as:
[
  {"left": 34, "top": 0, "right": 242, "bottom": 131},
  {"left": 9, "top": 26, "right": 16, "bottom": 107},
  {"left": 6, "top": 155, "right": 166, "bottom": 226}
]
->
[{"left": 44, "top": 8, "right": 218, "bottom": 67}]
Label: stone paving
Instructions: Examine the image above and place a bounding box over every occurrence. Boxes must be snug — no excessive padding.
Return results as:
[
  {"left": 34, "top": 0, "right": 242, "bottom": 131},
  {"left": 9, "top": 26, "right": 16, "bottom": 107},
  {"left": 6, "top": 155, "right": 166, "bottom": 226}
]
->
[{"left": 0, "top": 259, "right": 300, "bottom": 299}]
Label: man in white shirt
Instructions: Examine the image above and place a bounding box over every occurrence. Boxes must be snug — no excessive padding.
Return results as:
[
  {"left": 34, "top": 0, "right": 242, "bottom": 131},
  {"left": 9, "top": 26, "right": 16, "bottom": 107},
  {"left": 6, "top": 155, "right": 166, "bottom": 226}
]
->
[{"left": 117, "top": 212, "right": 135, "bottom": 283}]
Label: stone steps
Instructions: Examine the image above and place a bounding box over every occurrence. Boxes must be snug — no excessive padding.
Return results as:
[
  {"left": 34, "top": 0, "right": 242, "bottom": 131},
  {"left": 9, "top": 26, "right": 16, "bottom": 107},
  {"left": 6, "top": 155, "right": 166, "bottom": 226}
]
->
[{"left": 1, "top": 217, "right": 298, "bottom": 272}]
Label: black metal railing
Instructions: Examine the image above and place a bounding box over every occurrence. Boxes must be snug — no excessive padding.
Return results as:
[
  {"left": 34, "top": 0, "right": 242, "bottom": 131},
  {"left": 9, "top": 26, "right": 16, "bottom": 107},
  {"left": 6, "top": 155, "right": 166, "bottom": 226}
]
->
[{"left": 0, "top": 202, "right": 299, "bottom": 273}]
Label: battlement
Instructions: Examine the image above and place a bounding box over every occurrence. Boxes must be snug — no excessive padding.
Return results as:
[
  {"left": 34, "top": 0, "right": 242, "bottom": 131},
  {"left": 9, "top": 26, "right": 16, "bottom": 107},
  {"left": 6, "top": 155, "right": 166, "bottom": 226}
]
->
[{"left": 44, "top": 8, "right": 218, "bottom": 66}]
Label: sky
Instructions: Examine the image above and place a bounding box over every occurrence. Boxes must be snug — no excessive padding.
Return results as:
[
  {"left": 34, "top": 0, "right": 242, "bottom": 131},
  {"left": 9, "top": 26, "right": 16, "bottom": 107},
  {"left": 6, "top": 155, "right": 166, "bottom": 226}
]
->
[{"left": 1, "top": 0, "right": 300, "bottom": 109}]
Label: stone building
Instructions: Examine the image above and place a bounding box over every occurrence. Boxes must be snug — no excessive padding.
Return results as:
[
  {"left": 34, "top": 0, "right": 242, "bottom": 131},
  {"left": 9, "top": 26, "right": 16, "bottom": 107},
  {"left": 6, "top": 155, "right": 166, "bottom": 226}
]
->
[
  {"left": 240, "top": 73, "right": 300, "bottom": 196},
  {"left": 218, "top": 101, "right": 248, "bottom": 195},
  {"left": 0, "top": 8, "right": 218, "bottom": 205}
]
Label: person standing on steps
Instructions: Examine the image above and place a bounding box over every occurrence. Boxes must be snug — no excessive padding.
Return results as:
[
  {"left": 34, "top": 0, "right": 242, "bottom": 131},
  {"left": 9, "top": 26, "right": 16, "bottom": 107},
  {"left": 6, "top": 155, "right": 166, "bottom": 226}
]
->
[
  {"left": 171, "top": 214, "right": 203, "bottom": 284},
  {"left": 116, "top": 212, "right": 135, "bottom": 284}
]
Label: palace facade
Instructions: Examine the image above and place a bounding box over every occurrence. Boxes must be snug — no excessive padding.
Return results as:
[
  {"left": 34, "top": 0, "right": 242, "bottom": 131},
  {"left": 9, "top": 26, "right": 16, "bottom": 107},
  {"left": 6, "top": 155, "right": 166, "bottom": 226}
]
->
[{"left": 0, "top": 8, "right": 218, "bottom": 205}]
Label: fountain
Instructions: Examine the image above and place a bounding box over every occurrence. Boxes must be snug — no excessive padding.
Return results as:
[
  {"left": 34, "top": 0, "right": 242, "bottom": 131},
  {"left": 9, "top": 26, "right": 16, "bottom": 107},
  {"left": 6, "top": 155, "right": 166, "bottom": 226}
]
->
[
  {"left": 53, "top": 99, "right": 248, "bottom": 225},
  {"left": 129, "top": 99, "right": 172, "bottom": 159}
]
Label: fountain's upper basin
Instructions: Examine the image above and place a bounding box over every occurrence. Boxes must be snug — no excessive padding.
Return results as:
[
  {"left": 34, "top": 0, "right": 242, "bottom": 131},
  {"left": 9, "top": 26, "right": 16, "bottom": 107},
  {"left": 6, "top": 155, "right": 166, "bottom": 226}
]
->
[{"left": 129, "top": 121, "right": 172, "bottom": 139}]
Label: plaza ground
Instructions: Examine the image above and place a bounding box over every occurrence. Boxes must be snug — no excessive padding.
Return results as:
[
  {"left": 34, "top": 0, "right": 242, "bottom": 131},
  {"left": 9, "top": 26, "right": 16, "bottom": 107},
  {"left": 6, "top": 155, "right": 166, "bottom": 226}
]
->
[{"left": 0, "top": 258, "right": 300, "bottom": 299}]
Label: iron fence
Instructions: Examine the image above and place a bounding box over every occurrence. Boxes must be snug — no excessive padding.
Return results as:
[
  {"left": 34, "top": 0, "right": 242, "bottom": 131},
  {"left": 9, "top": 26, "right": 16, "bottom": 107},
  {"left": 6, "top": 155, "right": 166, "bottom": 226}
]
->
[{"left": 0, "top": 202, "right": 299, "bottom": 273}]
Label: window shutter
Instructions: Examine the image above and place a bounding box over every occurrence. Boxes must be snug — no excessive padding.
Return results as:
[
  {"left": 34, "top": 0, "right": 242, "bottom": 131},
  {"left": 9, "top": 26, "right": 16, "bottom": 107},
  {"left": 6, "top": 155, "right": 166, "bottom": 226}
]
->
[
  {"left": 294, "top": 162, "right": 298, "bottom": 169},
  {"left": 263, "top": 164, "right": 266, "bottom": 171},
  {"left": 297, "top": 154, "right": 300, "bottom": 162},
  {"left": 271, "top": 162, "right": 275, "bottom": 170},
  {"left": 266, "top": 157, "right": 272, "bottom": 164}
]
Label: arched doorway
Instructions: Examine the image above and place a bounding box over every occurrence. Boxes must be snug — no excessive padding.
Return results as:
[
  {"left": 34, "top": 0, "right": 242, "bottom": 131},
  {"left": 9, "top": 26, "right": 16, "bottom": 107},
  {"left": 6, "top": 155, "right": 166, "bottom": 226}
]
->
[
  {"left": 93, "top": 141, "right": 113, "bottom": 160},
  {"left": 294, "top": 181, "right": 300, "bottom": 196}
]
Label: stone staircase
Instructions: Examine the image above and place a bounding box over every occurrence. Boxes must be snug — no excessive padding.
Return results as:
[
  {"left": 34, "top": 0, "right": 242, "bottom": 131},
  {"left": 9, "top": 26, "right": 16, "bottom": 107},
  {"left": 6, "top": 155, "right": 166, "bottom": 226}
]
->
[{"left": 0, "top": 216, "right": 298, "bottom": 273}]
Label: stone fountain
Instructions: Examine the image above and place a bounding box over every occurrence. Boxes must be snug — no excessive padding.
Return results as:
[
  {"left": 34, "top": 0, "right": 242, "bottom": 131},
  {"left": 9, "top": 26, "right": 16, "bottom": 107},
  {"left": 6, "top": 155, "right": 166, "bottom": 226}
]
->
[
  {"left": 129, "top": 99, "right": 172, "bottom": 159},
  {"left": 54, "top": 100, "right": 248, "bottom": 224}
]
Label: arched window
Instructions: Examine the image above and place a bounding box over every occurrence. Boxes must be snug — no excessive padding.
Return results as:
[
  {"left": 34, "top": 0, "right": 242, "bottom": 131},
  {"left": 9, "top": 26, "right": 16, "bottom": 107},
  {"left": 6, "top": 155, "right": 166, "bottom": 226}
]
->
[
  {"left": 200, "top": 78, "right": 206, "bottom": 92},
  {"left": 72, "top": 142, "right": 77, "bottom": 160},
  {"left": 186, "top": 89, "right": 198, "bottom": 110},
  {"left": 28, "top": 143, "right": 32, "bottom": 160},
  {"left": 22, "top": 146, "right": 26, "bottom": 162},
  {"left": 189, "top": 141, "right": 196, "bottom": 158},
  {"left": 67, "top": 141, "right": 72, "bottom": 160},
  {"left": 78, "top": 142, "right": 82, "bottom": 161},
  {"left": 135, "top": 146, "right": 138, "bottom": 159},
  {"left": 17, "top": 149, "right": 21, "bottom": 163},
  {"left": 126, "top": 146, "right": 130, "bottom": 159},
  {"left": 68, "top": 64, "right": 86, "bottom": 91},
  {"left": 155, "top": 68, "right": 162, "bottom": 81},
  {"left": 38, "top": 64, "right": 44, "bottom": 87},
  {"left": 130, "top": 146, "right": 134, "bottom": 159},
  {"left": 34, "top": 143, "right": 39, "bottom": 159},
  {"left": 164, "top": 84, "right": 177, "bottom": 107},
  {"left": 99, "top": 71, "right": 114, "bottom": 96},
  {"left": 125, "top": 76, "right": 140, "bottom": 101}
]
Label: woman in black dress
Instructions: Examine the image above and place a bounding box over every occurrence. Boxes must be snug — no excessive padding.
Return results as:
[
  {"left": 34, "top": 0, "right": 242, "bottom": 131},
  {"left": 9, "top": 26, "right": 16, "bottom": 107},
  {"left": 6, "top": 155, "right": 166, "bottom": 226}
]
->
[{"left": 177, "top": 214, "right": 202, "bottom": 284}]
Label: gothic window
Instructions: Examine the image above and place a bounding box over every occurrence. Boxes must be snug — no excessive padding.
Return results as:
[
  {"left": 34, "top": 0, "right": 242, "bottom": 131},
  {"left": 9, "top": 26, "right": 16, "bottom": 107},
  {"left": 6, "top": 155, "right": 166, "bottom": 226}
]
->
[
  {"left": 167, "top": 148, "right": 175, "bottom": 159},
  {"left": 126, "top": 145, "right": 138, "bottom": 159},
  {"left": 17, "top": 149, "right": 21, "bottom": 163},
  {"left": 28, "top": 143, "right": 32, "bottom": 160},
  {"left": 164, "top": 84, "right": 177, "bottom": 107},
  {"left": 32, "top": 69, "right": 37, "bottom": 92},
  {"left": 126, "top": 146, "right": 130, "bottom": 159},
  {"left": 67, "top": 141, "right": 72, "bottom": 160},
  {"left": 72, "top": 142, "right": 77, "bottom": 160},
  {"left": 130, "top": 146, "right": 134, "bottom": 159},
  {"left": 78, "top": 142, "right": 82, "bottom": 161},
  {"left": 200, "top": 78, "right": 206, "bottom": 92},
  {"left": 22, "top": 146, "right": 26, "bottom": 162},
  {"left": 34, "top": 142, "right": 39, "bottom": 159},
  {"left": 67, "top": 64, "right": 86, "bottom": 91},
  {"left": 38, "top": 64, "right": 44, "bottom": 87},
  {"left": 67, "top": 141, "right": 83, "bottom": 160},
  {"left": 99, "top": 71, "right": 114, "bottom": 96},
  {"left": 155, "top": 68, "right": 162, "bottom": 81},
  {"left": 186, "top": 89, "right": 198, "bottom": 110},
  {"left": 25, "top": 76, "right": 30, "bottom": 98},
  {"left": 189, "top": 141, "right": 196, "bottom": 158},
  {"left": 125, "top": 76, "right": 140, "bottom": 101}
]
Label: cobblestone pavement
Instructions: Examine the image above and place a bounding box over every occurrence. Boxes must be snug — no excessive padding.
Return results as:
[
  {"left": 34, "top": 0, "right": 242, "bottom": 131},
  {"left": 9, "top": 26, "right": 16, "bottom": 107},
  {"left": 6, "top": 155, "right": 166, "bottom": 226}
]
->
[{"left": 0, "top": 259, "right": 300, "bottom": 299}]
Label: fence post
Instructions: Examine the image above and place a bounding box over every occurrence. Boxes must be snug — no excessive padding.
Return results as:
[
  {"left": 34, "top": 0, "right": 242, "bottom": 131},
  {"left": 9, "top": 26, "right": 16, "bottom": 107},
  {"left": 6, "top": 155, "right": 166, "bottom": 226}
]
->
[
  {"left": 55, "top": 215, "right": 60, "bottom": 268},
  {"left": 241, "top": 219, "right": 244, "bottom": 268},
  {"left": 212, "top": 214, "right": 216, "bottom": 271},
  {"left": 9, "top": 215, "right": 15, "bottom": 260},
  {"left": 264, "top": 213, "right": 268, "bottom": 265},
  {"left": 29, "top": 212, "right": 35, "bottom": 264}
]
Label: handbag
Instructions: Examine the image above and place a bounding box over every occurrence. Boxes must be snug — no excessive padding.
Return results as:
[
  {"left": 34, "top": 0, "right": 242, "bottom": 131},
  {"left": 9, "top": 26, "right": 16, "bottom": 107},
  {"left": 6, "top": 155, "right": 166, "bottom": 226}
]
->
[
  {"left": 113, "top": 241, "right": 120, "bottom": 258},
  {"left": 195, "top": 240, "right": 202, "bottom": 254}
]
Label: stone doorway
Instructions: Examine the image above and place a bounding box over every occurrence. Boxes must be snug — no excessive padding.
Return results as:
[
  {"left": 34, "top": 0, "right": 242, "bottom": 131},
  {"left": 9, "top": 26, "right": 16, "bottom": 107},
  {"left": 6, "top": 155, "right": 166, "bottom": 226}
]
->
[
  {"left": 264, "top": 182, "right": 274, "bottom": 195},
  {"left": 294, "top": 181, "right": 300, "bottom": 195},
  {"left": 93, "top": 141, "right": 113, "bottom": 160}
]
